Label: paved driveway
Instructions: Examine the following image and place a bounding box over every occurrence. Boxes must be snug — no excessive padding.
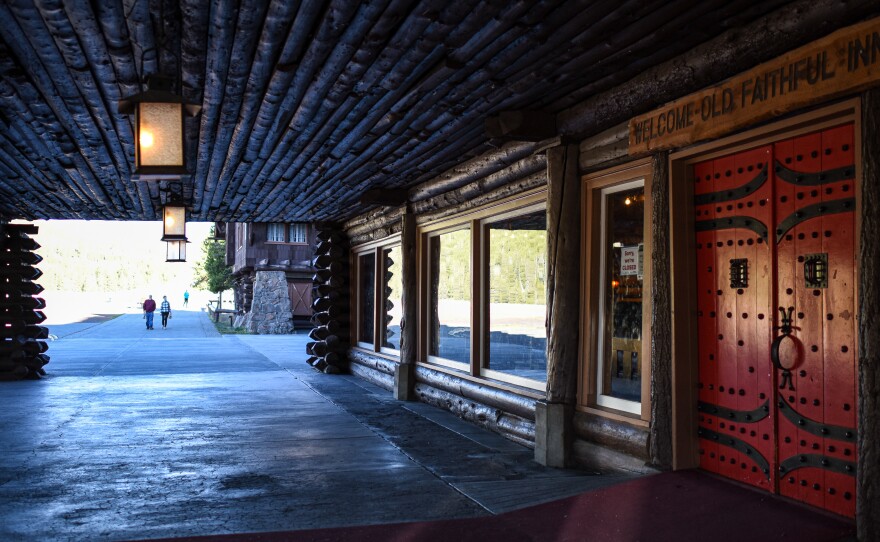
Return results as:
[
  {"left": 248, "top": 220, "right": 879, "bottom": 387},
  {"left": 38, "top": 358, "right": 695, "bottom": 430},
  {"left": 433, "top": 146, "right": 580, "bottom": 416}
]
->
[{"left": 0, "top": 309, "right": 626, "bottom": 541}]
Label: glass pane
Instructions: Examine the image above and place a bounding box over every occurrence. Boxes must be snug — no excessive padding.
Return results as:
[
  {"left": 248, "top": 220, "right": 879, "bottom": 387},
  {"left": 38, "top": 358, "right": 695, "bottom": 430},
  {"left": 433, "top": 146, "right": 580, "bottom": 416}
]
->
[
  {"left": 487, "top": 210, "right": 547, "bottom": 382},
  {"left": 428, "top": 229, "right": 470, "bottom": 364},
  {"left": 289, "top": 223, "right": 308, "bottom": 243},
  {"left": 382, "top": 246, "right": 402, "bottom": 350},
  {"left": 359, "top": 253, "right": 375, "bottom": 344},
  {"left": 267, "top": 223, "right": 285, "bottom": 242},
  {"left": 138, "top": 102, "right": 183, "bottom": 166},
  {"left": 599, "top": 184, "right": 644, "bottom": 404}
]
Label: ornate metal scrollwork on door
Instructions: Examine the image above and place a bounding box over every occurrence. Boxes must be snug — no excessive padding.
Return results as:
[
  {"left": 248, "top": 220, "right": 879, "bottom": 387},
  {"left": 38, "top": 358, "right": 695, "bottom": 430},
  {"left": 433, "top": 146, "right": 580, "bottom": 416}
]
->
[{"left": 771, "top": 306, "right": 797, "bottom": 391}]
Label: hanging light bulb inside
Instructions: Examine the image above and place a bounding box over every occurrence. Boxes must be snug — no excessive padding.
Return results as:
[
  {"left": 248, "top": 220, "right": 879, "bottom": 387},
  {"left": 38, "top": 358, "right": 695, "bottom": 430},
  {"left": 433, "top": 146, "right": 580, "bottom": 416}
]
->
[
  {"left": 140, "top": 130, "right": 154, "bottom": 148},
  {"left": 624, "top": 196, "right": 632, "bottom": 206}
]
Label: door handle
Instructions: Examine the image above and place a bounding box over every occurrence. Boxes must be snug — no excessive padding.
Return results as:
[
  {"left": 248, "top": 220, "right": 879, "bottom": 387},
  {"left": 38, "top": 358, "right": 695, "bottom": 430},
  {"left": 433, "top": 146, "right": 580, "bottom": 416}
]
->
[{"left": 771, "top": 306, "right": 797, "bottom": 391}]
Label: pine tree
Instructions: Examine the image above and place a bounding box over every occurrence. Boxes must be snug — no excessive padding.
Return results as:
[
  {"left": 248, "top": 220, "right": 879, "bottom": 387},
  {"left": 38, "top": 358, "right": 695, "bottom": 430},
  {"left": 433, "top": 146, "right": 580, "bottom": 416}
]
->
[{"left": 193, "top": 231, "right": 233, "bottom": 308}]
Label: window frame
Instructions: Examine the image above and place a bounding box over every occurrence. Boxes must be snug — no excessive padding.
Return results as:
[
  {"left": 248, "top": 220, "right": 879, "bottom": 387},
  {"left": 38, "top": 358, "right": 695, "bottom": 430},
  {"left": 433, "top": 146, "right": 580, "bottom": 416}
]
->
[
  {"left": 351, "top": 234, "right": 402, "bottom": 356},
  {"left": 478, "top": 202, "right": 549, "bottom": 390},
  {"left": 265, "top": 223, "right": 310, "bottom": 245},
  {"left": 580, "top": 160, "right": 653, "bottom": 422},
  {"left": 417, "top": 189, "right": 548, "bottom": 391},
  {"left": 422, "top": 222, "right": 474, "bottom": 373}
]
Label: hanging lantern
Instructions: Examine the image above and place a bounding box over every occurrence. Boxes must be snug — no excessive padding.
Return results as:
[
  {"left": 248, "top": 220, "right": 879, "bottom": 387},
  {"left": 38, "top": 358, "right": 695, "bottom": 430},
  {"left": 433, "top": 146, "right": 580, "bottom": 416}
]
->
[
  {"left": 118, "top": 75, "right": 200, "bottom": 181},
  {"left": 161, "top": 204, "right": 188, "bottom": 262}
]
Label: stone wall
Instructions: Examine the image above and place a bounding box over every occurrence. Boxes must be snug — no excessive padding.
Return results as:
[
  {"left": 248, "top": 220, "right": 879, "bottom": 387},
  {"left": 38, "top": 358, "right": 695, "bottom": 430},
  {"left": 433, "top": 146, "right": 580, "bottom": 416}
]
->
[{"left": 236, "top": 270, "right": 294, "bottom": 334}]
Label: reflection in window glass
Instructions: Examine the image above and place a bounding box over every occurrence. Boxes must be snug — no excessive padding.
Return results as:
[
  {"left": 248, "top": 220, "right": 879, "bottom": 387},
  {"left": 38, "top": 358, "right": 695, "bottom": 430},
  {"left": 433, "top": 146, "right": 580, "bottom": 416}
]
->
[
  {"left": 383, "top": 246, "right": 402, "bottom": 350},
  {"left": 359, "top": 253, "right": 375, "bottom": 344},
  {"left": 599, "top": 183, "right": 644, "bottom": 404},
  {"left": 429, "top": 229, "right": 470, "bottom": 364},
  {"left": 487, "top": 210, "right": 547, "bottom": 382}
]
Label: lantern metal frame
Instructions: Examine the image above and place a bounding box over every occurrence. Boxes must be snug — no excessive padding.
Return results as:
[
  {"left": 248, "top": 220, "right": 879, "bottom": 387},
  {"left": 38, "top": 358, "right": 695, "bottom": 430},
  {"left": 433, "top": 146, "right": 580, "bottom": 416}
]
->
[{"left": 118, "top": 75, "right": 201, "bottom": 181}]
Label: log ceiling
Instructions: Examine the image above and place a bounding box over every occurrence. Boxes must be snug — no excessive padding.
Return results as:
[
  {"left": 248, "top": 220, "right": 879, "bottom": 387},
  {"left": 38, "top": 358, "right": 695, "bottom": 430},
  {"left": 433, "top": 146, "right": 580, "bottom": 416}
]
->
[{"left": 0, "top": 0, "right": 857, "bottom": 222}]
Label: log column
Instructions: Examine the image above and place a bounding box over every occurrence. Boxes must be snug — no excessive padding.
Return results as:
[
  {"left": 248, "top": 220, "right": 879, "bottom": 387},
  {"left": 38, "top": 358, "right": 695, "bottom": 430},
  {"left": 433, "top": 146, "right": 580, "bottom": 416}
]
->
[
  {"left": 307, "top": 226, "right": 350, "bottom": 374},
  {"left": 395, "top": 211, "right": 418, "bottom": 400},
  {"left": 858, "top": 89, "right": 880, "bottom": 542},
  {"left": 535, "top": 143, "right": 580, "bottom": 467},
  {"left": 648, "top": 152, "right": 673, "bottom": 468},
  {"left": 0, "top": 223, "right": 50, "bottom": 380}
]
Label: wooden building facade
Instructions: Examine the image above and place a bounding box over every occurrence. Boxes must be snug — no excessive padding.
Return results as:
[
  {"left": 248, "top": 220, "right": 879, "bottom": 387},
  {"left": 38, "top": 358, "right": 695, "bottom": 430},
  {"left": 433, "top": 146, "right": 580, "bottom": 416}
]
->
[
  {"left": 224, "top": 222, "right": 317, "bottom": 328},
  {"left": 337, "top": 13, "right": 880, "bottom": 536}
]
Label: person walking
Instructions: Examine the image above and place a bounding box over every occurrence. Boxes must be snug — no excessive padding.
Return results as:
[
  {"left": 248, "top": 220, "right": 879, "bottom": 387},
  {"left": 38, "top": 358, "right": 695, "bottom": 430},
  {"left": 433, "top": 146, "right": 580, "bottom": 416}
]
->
[
  {"left": 143, "top": 295, "right": 156, "bottom": 330},
  {"left": 183, "top": 290, "right": 189, "bottom": 307},
  {"left": 160, "top": 295, "right": 172, "bottom": 329}
]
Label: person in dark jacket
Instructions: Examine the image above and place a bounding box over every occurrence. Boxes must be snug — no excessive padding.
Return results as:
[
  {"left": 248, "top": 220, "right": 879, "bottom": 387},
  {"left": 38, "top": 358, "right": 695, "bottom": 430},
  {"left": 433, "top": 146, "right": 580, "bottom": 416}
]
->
[{"left": 143, "top": 295, "right": 156, "bottom": 330}]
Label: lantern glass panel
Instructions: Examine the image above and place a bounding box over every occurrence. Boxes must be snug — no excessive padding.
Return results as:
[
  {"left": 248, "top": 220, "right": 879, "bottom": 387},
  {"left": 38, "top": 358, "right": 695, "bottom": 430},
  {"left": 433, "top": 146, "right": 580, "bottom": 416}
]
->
[
  {"left": 138, "top": 102, "right": 184, "bottom": 167},
  {"left": 163, "top": 206, "right": 186, "bottom": 238},
  {"left": 166, "top": 240, "right": 186, "bottom": 262}
]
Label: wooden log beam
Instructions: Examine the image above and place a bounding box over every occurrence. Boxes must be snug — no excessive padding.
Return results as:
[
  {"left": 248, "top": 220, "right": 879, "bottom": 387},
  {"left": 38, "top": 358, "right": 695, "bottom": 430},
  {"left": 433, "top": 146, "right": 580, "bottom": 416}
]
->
[
  {"left": 246, "top": 25, "right": 451, "bottom": 218},
  {"left": 557, "top": 0, "right": 880, "bottom": 139},
  {"left": 0, "top": 3, "right": 125, "bottom": 214},
  {"left": 410, "top": 153, "right": 546, "bottom": 215},
  {"left": 485, "top": 110, "right": 557, "bottom": 141},
  {"left": 218, "top": 0, "right": 364, "bottom": 217},
  {"left": 246, "top": 1, "right": 501, "bottom": 219},
  {"left": 858, "top": 88, "right": 880, "bottom": 542},
  {"left": 414, "top": 364, "right": 538, "bottom": 421},
  {"left": 414, "top": 381, "right": 536, "bottom": 447},
  {"left": 204, "top": 0, "right": 300, "bottom": 216},
  {"left": 42, "top": 0, "right": 143, "bottom": 216},
  {"left": 545, "top": 143, "right": 580, "bottom": 405},
  {"left": 359, "top": 188, "right": 408, "bottom": 207},
  {"left": 546, "top": 0, "right": 790, "bottom": 111},
  {"left": 579, "top": 122, "right": 629, "bottom": 171},
  {"left": 192, "top": 0, "right": 240, "bottom": 215},
  {"left": 202, "top": 0, "right": 272, "bottom": 213},
  {"left": 270, "top": 118, "right": 508, "bottom": 221}
]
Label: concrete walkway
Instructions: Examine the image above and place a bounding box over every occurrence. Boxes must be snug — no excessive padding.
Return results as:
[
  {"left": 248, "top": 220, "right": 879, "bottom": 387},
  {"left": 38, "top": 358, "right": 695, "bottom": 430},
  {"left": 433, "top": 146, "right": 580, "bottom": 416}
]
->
[{"left": 0, "top": 309, "right": 632, "bottom": 541}]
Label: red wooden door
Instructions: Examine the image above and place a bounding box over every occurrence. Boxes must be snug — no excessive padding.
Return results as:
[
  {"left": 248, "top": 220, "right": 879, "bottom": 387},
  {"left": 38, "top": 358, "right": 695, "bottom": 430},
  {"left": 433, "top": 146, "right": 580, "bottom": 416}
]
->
[{"left": 694, "top": 124, "right": 857, "bottom": 517}]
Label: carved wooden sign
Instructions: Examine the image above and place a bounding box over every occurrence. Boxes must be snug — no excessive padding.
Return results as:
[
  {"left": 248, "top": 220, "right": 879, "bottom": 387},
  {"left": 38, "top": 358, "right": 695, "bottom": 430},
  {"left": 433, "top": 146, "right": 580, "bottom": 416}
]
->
[{"left": 628, "top": 17, "right": 880, "bottom": 155}]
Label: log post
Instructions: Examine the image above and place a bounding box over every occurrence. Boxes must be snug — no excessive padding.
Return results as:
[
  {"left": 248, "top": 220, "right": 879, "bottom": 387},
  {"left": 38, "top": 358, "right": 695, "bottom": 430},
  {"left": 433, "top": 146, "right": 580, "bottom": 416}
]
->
[
  {"left": 308, "top": 225, "right": 350, "bottom": 374},
  {"left": 395, "top": 211, "right": 418, "bottom": 401},
  {"left": 648, "top": 152, "right": 673, "bottom": 469},
  {"left": 536, "top": 142, "right": 580, "bottom": 467},
  {"left": 858, "top": 89, "right": 880, "bottom": 542},
  {"left": 0, "top": 223, "right": 50, "bottom": 381}
]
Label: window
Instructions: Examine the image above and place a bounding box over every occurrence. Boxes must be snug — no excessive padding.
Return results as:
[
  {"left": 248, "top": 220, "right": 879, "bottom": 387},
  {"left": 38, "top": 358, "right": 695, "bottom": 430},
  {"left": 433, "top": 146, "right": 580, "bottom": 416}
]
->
[
  {"left": 267, "top": 223, "right": 309, "bottom": 244},
  {"left": 427, "top": 227, "right": 472, "bottom": 366},
  {"left": 353, "top": 237, "right": 402, "bottom": 354},
  {"left": 483, "top": 209, "right": 547, "bottom": 383},
  {"left": 420, "top": 191, "right": 547, "bottom": 390},
  {"left": 583, "top": 162, "right": 652, "bottom": 418},
  {"left": 358, "top": 252, "right": 376, "bottom": 345},
  {"left": 383, "top": 245, "right": 402, "bottom": 351}
]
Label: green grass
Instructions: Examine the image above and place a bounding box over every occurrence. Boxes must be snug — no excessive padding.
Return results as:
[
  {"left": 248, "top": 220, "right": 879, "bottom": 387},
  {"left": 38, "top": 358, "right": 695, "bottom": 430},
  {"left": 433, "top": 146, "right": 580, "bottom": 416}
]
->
[{"left": 210, "top": 317, "right": 250, "bottom": 335}]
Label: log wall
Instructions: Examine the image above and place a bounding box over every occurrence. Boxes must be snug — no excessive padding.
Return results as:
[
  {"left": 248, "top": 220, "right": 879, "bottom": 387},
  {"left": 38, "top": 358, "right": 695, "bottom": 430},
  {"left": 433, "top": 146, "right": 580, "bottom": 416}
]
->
[{"left": 858, "top": 89, "right": 880, "bottom": 541}]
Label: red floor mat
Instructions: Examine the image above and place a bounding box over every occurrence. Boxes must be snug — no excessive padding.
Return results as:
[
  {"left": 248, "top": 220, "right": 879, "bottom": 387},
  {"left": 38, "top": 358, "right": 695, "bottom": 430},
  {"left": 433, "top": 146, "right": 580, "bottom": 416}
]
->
[{"left": 146, "top": 470, "right": 855, "bottom": 542}]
